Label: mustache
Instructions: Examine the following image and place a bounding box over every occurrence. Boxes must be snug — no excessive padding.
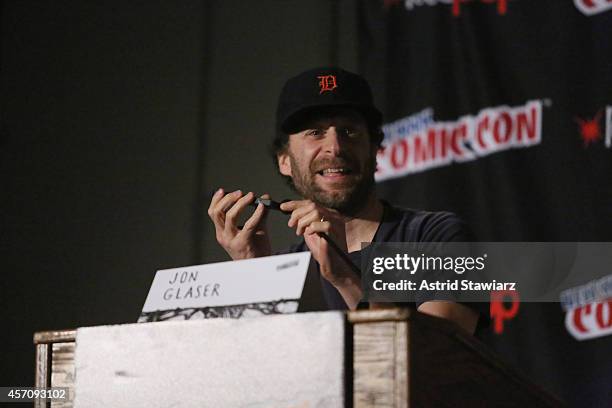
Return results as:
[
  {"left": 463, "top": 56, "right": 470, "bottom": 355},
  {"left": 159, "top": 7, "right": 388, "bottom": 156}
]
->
[{"left": 311, "top": 156, "right": 359, "bottom": 173}]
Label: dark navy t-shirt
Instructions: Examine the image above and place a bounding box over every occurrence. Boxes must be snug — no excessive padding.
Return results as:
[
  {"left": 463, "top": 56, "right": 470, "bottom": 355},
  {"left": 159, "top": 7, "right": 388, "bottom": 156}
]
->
[{"left": 285, "top": 202, "right": 488, "bottom": 325}]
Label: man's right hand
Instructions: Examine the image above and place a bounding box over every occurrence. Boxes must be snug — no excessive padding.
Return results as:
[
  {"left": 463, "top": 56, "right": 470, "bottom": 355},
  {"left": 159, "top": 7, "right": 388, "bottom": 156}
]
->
[{"left": 208, "top": 188, "right": 272, "bottom": 260}]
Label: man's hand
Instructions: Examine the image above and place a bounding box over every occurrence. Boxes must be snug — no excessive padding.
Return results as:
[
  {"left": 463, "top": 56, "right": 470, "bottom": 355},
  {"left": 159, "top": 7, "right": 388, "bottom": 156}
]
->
[
  {"left": 208, "top": 188, "right": 272, "bottom": 260},
  {"left": 280, "top": 200, "right": 363, "bottom": 309}
]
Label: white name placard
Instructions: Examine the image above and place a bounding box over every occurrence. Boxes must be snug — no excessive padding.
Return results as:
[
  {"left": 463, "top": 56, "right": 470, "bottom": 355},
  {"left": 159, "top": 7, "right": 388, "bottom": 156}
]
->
[{"left": 138, "top": 252, "right": 311, "bottom": 322}]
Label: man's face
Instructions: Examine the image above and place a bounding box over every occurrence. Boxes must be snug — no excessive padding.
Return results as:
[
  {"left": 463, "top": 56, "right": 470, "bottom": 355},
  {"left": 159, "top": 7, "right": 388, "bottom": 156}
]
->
[{"left": 277, "top": 111, "right": 378, "bottom": 215}]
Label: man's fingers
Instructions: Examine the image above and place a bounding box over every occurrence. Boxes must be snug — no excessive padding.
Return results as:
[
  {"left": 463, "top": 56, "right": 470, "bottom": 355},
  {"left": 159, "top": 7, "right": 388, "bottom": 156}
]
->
[
  {"left": 225, "top": 192, "right": 255, "bottom": 231},
  {"left": 207, "top": 188, "right": 225, "bottom": 224},
  {"left": 217, "top": 190, "right": 243, "bottom": 215},
  {"left": 242, "top": 201, "right": 267, "bottom": 233},
  {"left": 207, "top": 188, "right": 229, "bottom": 235},
  {"left": 304, "top": 221, "right": 331, "bottom": 236},
  {"left": 287, "top": 201, "right": 316, "bottom": 228},
  {"left": 208, "top": 188, "right": 224, "bottom": 214},
  {"left": 280, "top": 200, "right": 309, "bottom": 213},
  {"left": 257, "top": 193, "right": 271, "bottom": 224},
  {"left": 296, "top": 211, "right": 323, "bottom": 236},
  {"left": 209, "top": 189, "right": 242, "bottom": 228},
  {"left": 303, "top": 225, "right": 331, "bottom": 263}
]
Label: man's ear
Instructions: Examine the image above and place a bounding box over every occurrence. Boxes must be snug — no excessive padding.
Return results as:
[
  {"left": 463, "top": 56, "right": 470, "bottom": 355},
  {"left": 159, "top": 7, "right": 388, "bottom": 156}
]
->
[{"left": 277, "top": 151, "right": 292, "bottom": 177}]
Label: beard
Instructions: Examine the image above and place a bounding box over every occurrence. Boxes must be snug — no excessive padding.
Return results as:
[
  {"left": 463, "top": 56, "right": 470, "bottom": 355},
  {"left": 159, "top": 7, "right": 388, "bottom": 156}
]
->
[{"left": 289, "top": 151, "right": 377, "bottom": 216}]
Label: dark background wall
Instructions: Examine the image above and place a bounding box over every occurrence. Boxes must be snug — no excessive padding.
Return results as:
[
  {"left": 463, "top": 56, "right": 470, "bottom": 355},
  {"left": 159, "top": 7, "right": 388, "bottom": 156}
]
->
[{"left": 1, "top": 0, "right": 357, "bottom": 386}]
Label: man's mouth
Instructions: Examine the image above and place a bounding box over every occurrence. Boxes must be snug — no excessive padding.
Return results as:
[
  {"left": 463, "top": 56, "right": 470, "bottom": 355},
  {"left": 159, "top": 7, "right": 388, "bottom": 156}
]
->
[{"left": 317, "top": 167, "right": 354, "bottom": 177}]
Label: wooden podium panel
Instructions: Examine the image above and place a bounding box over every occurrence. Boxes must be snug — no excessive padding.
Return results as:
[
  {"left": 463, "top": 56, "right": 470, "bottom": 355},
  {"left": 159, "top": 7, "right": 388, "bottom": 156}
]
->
[
  {"left": 34, "top": 309, "right": 565, "bottom": 407},
  {"left": 34, "top": 329, "right": 76, "bottom": 408},
  {"left": 348, "top": 309, "right": 564, "bottom": 407}
]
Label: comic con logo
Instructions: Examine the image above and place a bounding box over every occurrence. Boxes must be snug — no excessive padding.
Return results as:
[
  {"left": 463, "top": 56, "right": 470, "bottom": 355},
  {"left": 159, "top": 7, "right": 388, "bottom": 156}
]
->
[
  {"left": 574, "top": 0, "right": 612, "bottom": 16},
  {"left": 561, "top": 275, "right": 612, "bottom": 341},
  {"left": 574, "top": 106, "right": 612, "bottom": 148},
  {"left": 384, "top": 0, "right": 509, "bottom": 16},
  {"left": 376, "top": 100, "right": 543, "bottom": 180},
  {"left": 565, "top": 300, "right": 612, "bottom": 340}
]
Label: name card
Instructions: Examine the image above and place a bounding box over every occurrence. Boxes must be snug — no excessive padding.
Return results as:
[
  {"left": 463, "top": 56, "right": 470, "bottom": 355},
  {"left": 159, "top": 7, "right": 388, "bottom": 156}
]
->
[{"left": 138, "top": 252, "right": 311, "bottom": 322}]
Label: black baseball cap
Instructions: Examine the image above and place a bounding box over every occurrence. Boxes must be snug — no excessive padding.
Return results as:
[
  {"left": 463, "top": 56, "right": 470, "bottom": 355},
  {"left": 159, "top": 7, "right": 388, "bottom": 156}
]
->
[{"left": 276, "top": 66, "right": 383, "bottom": 133}]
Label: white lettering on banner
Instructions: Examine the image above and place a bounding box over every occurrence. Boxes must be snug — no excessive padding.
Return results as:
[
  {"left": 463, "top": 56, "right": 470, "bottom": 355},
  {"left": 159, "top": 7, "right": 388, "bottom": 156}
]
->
[
  {"left": 376, "top": 100, "right": 543, "bottom": 181},
  {"left": 574, "top": 0, "right": 612, "bottom": 16},
  {"left": 382, "top": 107, "right": 434, "bottom": 143},
  {"left": 565, "top": 299, "right": 612, "bottom": 341},
  {"left": 400, "top": 0, "right": 508, "bottom": 16},
  {"left": 403, "top": 0, "right": 453, "bottom": 11}
]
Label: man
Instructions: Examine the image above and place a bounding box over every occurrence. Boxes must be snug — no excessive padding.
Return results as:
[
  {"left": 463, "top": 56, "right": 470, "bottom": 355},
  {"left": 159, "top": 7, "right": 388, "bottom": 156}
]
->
[{"left": 208, "top": 67, "right": 481, "bottom": 334}]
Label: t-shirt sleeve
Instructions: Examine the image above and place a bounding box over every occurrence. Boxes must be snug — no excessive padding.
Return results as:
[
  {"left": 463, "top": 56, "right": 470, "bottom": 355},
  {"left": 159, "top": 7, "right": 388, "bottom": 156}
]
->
[{"left": 413, "top": 211, "right": 475, "bottom": 242}]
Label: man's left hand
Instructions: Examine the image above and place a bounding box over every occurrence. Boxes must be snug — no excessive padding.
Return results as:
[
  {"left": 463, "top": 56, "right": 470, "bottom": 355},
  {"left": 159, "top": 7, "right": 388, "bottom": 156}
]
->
[{"left": 280, "top": 200, "right": 361, "bottom": 295}]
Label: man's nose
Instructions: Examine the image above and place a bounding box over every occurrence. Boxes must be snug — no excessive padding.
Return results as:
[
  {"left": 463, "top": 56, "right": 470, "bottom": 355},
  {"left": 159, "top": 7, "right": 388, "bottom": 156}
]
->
[{"left": 322, "top": 127, "right": 343, "bottom": 155}]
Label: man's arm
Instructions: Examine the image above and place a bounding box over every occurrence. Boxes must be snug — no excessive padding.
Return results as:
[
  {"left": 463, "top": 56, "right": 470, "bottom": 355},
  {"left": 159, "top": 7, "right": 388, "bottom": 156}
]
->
[{"left": 413, "top": 211, "right": 484, "bottom": 334}]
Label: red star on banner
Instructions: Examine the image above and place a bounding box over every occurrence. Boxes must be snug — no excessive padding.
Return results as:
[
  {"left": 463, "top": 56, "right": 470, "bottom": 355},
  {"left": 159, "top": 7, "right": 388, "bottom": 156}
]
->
[{"left": 575, "top": 110, "right": 603, "bottom": 147}]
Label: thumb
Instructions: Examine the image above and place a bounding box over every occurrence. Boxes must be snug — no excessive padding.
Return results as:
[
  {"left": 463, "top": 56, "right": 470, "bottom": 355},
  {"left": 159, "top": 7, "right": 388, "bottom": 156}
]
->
[
  {"left": 258, "top": 193, "right": 271, "bottom": 224},
  {"left": 243, "top": 193, "right": 272, "bottom": 232}
]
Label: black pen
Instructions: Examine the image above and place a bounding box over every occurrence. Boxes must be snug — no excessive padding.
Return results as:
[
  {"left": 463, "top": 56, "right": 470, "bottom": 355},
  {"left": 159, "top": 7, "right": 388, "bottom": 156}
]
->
[{"left": 251, "top": 197, "right": 289, "bottom": 213}]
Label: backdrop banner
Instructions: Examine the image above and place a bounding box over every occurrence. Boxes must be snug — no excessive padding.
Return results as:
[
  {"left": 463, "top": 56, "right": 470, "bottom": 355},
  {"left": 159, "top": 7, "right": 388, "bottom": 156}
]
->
[{"left": 358, "top": 0, "right": 612, "bottom": 406}]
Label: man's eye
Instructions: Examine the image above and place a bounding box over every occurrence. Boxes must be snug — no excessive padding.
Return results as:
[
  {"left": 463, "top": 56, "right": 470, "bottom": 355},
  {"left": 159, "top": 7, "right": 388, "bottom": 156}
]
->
[
  {"left": 305, "top": 129, "right": 323, "bottom": 137},
  {"left": 340, "top": 128, "right": 359, "bottom": 138}
]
